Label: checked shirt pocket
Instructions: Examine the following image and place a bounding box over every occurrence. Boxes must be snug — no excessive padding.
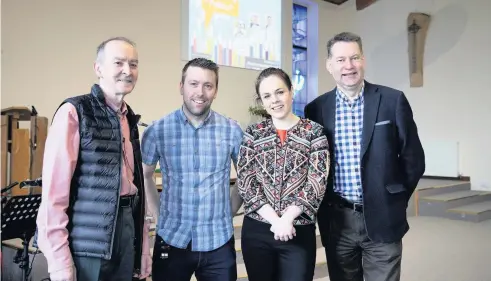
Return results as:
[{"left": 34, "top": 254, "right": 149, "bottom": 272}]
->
[{"left": 203, "top": 139, "right": 230, "bottom": 171}]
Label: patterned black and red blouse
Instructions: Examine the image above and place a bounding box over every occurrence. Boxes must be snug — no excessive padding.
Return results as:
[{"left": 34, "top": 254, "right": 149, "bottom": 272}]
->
[{"left": 237, "top": 117, "right": 330, "bottom": 225}]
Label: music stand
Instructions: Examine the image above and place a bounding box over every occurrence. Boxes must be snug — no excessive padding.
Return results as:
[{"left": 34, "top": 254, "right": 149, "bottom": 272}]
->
[{"left": 1, "top": 189, "right": 41, "bottom": 281}]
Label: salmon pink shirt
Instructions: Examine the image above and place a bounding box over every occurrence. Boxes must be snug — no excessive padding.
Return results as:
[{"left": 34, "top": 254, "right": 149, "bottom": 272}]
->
[{"left": 36, "top": 100, "right": 150, "bottom": 280}]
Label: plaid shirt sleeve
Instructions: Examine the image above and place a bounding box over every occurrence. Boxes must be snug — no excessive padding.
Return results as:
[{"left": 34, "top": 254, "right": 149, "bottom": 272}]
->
[{"left": 141, "top": 124, "right": 159, "bottom": 166}]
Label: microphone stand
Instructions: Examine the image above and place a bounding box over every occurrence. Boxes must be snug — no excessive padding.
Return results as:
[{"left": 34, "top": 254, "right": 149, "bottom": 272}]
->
[
  {"left": 1, "top": 178, "right": 42, "bottom": 281},
  {"left": 29, "top": 106, "right": 38, "bottom": 196},
  {"left": 1, "top": 182, "right": 19, "bottom": 194}
]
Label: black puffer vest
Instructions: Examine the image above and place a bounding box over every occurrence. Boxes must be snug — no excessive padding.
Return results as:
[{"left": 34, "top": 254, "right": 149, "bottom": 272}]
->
[{"left": 62, "top": 84, "right": 145, "bottom": 273}]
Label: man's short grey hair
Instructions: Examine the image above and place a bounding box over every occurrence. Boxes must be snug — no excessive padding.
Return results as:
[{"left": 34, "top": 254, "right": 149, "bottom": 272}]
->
[{"left": 96, "top": 36, "right": 136, "bottom": 61}]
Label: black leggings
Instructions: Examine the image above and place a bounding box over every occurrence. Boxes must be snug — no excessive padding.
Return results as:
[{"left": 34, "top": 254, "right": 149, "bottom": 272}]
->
[{"left": 240, "top": 216, "right": 317, "bottom": 281}]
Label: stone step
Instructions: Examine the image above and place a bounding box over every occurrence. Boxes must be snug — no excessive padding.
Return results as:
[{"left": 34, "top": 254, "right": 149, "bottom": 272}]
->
[
  {"left": 446, "top": 200, "right": 491, "bottom": 222},
  {"left": 406, "top": 179, "right": 471, "bottom": 217},
  {"left": 418, "top": 190, "right": 491, "bottom": 218},
  {"left": 420, "top": 190, "right": 489, "bottom": 202},
  {"left": 415, "top": 180, "right": 471, "bottom": 197}
]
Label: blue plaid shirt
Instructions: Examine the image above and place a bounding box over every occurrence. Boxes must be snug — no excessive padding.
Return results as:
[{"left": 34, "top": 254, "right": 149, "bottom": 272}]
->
[
  {"left": 334, "top": 87, "right": 364, "bottom": 202},
  {"left": 141, "top": 108, "right": 243, "bottom": 251}
]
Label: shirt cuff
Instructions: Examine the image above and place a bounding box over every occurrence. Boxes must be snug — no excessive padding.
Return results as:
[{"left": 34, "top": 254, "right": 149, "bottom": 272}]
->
[
  {"left": 42, "top": 243, "right": 74, "bottom": 275},
  {"left": 49, "top": 266, "right": 75, "bottom": 280}
]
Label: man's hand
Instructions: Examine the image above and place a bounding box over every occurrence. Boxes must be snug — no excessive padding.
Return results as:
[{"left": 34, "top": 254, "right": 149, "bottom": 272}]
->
[
  {"left": 230, "top": 183, "right": 243, "bottom": 216},
  {"left": 270, "top": 217, "right": 296, "bottom": 242},
  {"left": 50, "top": 266, "right": 77, "bottom": 281},
  {"left": 133, "top": 254, "right": 152, "bottom": 279},
  {"left": 143, "top": 163, "right": 160, "bottom": 222}
]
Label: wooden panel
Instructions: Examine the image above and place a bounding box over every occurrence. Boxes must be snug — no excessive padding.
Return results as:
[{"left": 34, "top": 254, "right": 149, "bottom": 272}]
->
[
  {"left": 30, "top": 116, "right": 48, "bottom": 194},
  {"left": 10, "top": 129, "right": 30, "bottom": 196},
  {"left": 0, "top": 106, "right": 31, "bottom": 121},
  {"left": 154, "top": 172, "right": 163, "bottom": 191},
  {"left": 2, "top": 238, "right": 38, "bottom": 253},
  {"left": 407, "top": 13, "right": 431, "bottom": 87},
  {"left": 1, "top": 116, "right": 8, "bottom": 190},
  {"left": 322, "top": 0, "right": 348, "bottom": 5},
  {"left": 356, "top": 0, "right": 376, "bottom": 10}
]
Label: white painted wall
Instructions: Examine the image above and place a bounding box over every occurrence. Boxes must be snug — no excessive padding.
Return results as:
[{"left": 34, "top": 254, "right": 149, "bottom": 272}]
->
[
  {"left": 2, "top": 0, "right": 489, "bottom": 190},
  {"left": 316, "top": 0, "right": 491, "bottom": 190}
]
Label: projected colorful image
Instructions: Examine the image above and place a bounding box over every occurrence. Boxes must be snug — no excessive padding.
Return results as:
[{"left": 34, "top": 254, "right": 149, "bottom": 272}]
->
[{"left": 188, "top": 0, "right": 282, "bottom": 70}]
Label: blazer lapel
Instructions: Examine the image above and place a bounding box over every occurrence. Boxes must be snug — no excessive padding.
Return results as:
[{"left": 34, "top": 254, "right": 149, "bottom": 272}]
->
[
  {"left": 360, "top": 82, "right": 381, "bottom": 159},
  {"left": 322, "top": 89, "right": 337, "bottom": 134}
]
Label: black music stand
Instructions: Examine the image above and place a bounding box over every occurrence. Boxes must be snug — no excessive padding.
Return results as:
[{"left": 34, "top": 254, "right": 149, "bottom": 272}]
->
[{"left": 1, "top": 191, "right": 42, "bottom": 281}]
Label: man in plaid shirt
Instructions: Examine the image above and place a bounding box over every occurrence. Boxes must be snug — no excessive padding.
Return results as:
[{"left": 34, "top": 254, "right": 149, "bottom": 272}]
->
[
  {"left": 141, "top": 58, "right": 243, "bottom": 281},
  {"left": 305, "top": 32, "right": 425, "bottom": 281}
]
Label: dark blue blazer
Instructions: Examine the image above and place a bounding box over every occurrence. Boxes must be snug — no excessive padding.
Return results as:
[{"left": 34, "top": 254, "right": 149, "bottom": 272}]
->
[{"left": 304, "top": 81, "right": 425, "bottom": 244}]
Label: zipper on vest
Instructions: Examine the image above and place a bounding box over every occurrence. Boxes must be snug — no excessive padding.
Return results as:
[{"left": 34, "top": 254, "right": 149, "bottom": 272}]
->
[
  {"left": 133, "top": 115, "right": 144, "bottom": 273},
  {"left": 108, "top": 121, "right": 123, "bottom": 259},
  {"left": 134, "top": 148, "right": 145, "bottom": 274}
]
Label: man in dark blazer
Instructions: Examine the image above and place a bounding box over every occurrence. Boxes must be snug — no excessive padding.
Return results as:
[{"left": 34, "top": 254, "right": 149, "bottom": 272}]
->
[{"left": 304, "top": 32, "right": 425, "bottom": 281}]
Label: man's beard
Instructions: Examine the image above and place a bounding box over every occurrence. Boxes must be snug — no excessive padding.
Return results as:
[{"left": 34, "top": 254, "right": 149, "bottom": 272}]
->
[{"left": 184, "top": 99, "right": 210, "bottom": 117}]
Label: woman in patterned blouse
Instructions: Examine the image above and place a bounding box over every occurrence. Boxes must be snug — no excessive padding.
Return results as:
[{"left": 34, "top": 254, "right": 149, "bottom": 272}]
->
[{"left": 236, "top": 67, "right": 330, "bottom": 281}]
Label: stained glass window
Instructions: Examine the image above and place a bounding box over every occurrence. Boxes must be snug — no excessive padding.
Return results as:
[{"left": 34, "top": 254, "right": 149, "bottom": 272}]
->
[
  {"left": 292, "top": 4, "right": 307, "bottom": 48},
  {"left": 292, "top": 4, "right": 308, "bottom": 117}
]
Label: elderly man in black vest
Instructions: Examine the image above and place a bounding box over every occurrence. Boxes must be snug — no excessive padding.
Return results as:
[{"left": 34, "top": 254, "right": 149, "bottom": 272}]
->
[{"left": 35, "top": 37, "right": 151, "bottom": 281}]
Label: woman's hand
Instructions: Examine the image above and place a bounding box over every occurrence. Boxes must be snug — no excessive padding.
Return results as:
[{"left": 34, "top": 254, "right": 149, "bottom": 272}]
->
[
  {"left": 270, "top": 205, "right": 303, "bottom": 241},
  {"left": 270, "top": 217, "right": 296, "bottom": 241}
]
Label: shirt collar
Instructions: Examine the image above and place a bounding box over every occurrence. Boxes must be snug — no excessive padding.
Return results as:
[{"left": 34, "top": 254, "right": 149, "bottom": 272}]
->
[
  {"left": 105, "top": 99, "right": 128, "bottom": 115},
  {"left": 177, "top": 106, "right": 214, "bottom": 126},
  {"left": 336, "top": 83, "right": 365, "bottom": 104},
  {"left": 92, "top": 84, "right": 128, "bottom": 115}
]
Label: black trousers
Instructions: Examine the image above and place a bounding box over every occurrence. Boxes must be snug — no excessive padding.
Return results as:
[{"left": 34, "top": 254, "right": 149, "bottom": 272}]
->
[
  {"left": 241, "top": 216, "right": 317, "bottom": 281},
  {"left": 151, "top": 235, "right": 237, "bottom": 281},
  {"left": 73, "top": 205, "right": 136, "bottom": 281},
  {"left": 324, "top": 204, "right": 403, "bottom": 281}
]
